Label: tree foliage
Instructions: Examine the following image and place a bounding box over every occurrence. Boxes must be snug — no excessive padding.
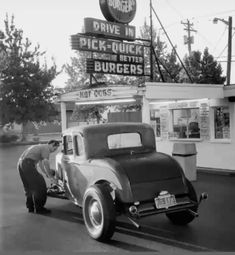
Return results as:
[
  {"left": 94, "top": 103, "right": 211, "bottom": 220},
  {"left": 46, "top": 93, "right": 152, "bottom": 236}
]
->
[
  {"left": 63, "top": 51, "right": 91, "bottom": 91},
  {"left": 71, "top": 104, "right": 105, "bottom": 124},
  {"left": 139, "top": 20, "right": 182, "bottom": 83},
  {"left": 180, "top": 48, "right": 226, "bottom": 84},
  {"left": 0, "top": 15, "right": 58, "bottom": 128},
  {"left": 63, "top": 50, "right": 110, "bottom": 123}
]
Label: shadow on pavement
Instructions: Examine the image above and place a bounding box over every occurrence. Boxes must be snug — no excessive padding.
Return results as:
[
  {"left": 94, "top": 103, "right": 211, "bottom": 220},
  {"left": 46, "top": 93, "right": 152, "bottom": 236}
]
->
[{"left": 44, "top": 201, "right": 211, "bottom": 252}]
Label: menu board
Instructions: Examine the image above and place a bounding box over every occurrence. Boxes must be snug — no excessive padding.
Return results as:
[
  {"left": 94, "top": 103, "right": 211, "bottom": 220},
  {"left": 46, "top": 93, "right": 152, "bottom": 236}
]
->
[
  {"left": 159, "top": 106, "right": 169, "bottom": 140},
  {"left": 153, "top": 100, "right": 212, "bottom": 140},
  {"left": 199, "top": 102, "right": 210, "bottom": 140}
]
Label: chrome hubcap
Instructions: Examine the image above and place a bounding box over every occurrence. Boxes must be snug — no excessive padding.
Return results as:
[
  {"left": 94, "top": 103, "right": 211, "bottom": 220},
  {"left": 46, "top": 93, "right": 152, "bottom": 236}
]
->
[{"left": 89, "top": 200, "right": 102, "bottom": 227}]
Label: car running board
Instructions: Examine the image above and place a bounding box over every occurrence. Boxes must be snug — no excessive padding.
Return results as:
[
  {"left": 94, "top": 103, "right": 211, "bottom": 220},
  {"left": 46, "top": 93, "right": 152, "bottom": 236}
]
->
[{"left": 47, "top": 190, "right": 69, "bottom": 200}]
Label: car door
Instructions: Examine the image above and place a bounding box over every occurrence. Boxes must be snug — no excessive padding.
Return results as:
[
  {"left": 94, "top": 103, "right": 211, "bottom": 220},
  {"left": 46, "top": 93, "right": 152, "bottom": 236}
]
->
[
  {"left": 62, "top": 133, "right": 86, "bottom": 206},
  {"left": 61, "top": 134, "right": 80, "bottom": 204}
]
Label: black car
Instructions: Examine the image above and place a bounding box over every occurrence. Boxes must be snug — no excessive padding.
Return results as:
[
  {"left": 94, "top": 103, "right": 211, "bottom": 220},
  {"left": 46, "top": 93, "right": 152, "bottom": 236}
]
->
[{"left": 52, "top": 122, "right": 207, "bottom": 241}]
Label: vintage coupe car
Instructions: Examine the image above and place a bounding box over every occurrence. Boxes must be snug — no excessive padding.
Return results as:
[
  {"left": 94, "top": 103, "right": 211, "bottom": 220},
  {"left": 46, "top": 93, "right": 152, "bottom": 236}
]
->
[{"left": 52, "top": 122, "right": 207, "bottom": 241}]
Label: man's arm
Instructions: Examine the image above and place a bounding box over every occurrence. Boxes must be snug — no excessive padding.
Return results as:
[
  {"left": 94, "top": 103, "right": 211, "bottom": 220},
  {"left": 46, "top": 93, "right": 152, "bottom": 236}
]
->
[
  {"left": 40, "top": 159, "right": 55, "bottom": 178},
  {"left": 38, "top": 161, "right": 48, "bottom": 177}
]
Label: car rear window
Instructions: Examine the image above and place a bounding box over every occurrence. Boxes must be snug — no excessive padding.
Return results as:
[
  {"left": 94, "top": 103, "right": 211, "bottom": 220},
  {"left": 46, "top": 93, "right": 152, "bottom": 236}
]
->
[{"left": 107, "top": 133, "right": 142, "bottom": 149}]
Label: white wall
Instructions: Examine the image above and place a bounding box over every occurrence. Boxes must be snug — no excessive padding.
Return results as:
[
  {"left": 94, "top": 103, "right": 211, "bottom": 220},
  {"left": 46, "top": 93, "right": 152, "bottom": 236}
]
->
[
  {"left": 156, "top": 137, "right": 235, "bottom": 171},
  {"left": 151, "top": 98, "right": 235, "bottom": 171}
]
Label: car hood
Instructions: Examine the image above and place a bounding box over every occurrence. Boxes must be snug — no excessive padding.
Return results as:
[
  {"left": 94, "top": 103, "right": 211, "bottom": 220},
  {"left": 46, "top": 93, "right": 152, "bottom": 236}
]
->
[{"left": 113, "top": 151, "right": 183, "bottom": 184}]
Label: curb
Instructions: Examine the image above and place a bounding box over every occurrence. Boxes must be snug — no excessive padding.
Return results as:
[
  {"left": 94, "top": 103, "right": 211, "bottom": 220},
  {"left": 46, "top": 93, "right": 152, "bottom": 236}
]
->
[
  {"left": 197, "top": 167, "right": 235, "bottom": 176},
  {"left": 0, "top": 141, "right": 48, "bottom": 147}
]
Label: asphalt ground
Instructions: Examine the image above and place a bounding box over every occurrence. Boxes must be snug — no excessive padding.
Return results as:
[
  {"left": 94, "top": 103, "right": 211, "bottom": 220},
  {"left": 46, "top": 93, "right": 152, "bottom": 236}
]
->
[
  {"left": 1, "top": 144, "right": 235, "bottom": 252},
  {"left": 117, "top": 171, "right": 235, "bottom": 252}
]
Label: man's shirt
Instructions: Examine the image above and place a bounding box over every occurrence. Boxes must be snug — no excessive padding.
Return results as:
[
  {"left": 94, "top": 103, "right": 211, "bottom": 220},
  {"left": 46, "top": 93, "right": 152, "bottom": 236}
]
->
[{"left": 20, "top": 144, "right": 50, "bottom": 164}]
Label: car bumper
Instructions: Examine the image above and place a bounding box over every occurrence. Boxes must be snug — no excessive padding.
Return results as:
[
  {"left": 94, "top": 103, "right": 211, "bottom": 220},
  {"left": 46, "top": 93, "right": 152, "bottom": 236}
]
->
[{"left": 126, "top": 196, "right": 197, "bottom": 218}]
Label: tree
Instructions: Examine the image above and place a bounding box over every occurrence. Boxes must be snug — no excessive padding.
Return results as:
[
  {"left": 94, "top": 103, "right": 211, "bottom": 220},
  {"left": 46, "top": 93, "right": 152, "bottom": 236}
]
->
[
  {"left": 160, "top": 48, "right": 182, "bottom": 82},
  {"left": 64, "top": 50, "right": 109, "bottom": 123},
  {"left": 180, "top": 48, "right": 226, "bottom": 84},
  {"left": 139, "top": 20, "right": 182, "bottom": 82},
  {"left": 63, "top": 51, "right": 91, "bottom": 91},
  {"left": 71, "top": 104, "right": 106, "bottom": 124},
  {"left": 0, "top": 15, "right": 58, "bottom": 139}
]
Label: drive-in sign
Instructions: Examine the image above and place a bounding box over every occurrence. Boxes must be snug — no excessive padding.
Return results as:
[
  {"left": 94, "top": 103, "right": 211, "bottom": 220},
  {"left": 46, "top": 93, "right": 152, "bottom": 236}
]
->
[
  {"left": 70, "top": 0, "right": 149, "bottom": 77},
  {"left": 99, "top": 0, "right": 137, "bottom": 24},
  {"left": 71, "top": 34, "right": 144, "bottom": 56},
  {"left": 84, "top": 17, "right": 136, "bottom": 41},
  {"left": 86, "top": 59, "right": 144, "bottom": 76}
]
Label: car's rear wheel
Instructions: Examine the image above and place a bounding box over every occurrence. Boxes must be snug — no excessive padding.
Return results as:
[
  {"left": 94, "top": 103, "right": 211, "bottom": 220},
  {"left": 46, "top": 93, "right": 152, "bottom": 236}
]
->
[
  {"left": 166, "top": 179, "right": 198, "bottom": 225},
  {"left": 82, "top": 184, "right": 116, "bottom": 241}
]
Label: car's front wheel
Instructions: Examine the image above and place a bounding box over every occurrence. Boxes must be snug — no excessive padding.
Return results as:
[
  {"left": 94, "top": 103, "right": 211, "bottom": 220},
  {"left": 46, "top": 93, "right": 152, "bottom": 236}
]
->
[
  {"left": 82, "top": 184, "right": 116, "bottom": 241},
  {"left": 166, "top": 179, "right": 198, "bottom": 225}
]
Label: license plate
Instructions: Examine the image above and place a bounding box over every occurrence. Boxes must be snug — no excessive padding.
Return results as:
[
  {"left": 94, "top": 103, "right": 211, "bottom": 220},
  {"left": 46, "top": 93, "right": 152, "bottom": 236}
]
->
[{"left": 155, "top": 194, "right": 177, "bottom": 209}]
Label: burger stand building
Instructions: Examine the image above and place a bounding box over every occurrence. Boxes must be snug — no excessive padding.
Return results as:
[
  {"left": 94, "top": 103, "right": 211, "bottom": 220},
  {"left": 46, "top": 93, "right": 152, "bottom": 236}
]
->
[{"left": 58, "top": 0, "right": 235, "bottom": 173}]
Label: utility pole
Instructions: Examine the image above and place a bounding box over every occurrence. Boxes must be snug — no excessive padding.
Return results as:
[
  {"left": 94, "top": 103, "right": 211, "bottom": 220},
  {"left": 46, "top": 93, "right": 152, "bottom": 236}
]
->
[
  {"left": 181, "top": 19, "right": 197, "bottom": 55},
  {"left": 227, "top": 16, "right": 232, "bottom": 86},
  {"left": 150, "top": 0, "right": 154, "bottom": 81},
  {"left": 213, "top": 16, "right": 233, "bottom": 85}
]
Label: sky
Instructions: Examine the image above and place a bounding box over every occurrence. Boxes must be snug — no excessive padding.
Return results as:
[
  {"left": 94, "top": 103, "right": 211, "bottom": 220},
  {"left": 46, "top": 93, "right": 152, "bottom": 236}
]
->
[{"left": 1, "top": 0, "right": 235, "bottom": 87}]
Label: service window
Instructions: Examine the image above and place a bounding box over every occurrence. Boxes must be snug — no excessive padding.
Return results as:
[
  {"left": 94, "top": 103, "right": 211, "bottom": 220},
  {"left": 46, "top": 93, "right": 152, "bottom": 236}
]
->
[
  {"left": 63, "top": 135, "right": 73, "bottom": 155},
  {"left": 172, "top": 108, "right": 200, "bottom": 139},
  {"left": 214, "top": 106, "right": 230, "bottom": 139},
  {"left": 108, "top": 133, "right": 142, "bottom": 149},
  {"left": 74, "top": 134, "right": 84, "bottom": 156}
]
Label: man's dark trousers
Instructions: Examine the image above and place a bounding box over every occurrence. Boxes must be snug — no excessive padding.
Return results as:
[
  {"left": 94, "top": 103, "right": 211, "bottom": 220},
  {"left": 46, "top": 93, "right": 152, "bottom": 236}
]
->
[{"left": 18, "top": 158, "right": 47, "bottom": 211}]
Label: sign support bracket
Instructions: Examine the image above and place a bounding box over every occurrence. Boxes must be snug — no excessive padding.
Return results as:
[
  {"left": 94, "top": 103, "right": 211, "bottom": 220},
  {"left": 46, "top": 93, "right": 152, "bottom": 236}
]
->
[{"left": 89, "top": 73, "right": 106, "bottom": 87}]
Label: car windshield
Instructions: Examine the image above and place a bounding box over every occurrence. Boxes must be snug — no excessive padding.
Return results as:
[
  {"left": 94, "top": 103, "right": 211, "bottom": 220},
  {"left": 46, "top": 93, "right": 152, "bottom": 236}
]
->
[{"left": 107, "top": 132, "right": 142, "bottom": 149}]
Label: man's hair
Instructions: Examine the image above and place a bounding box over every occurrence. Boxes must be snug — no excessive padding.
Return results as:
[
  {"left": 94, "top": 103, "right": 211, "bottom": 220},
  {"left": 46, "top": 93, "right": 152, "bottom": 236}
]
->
[{"left": 48, "top": 140, "right": 60, "bottom": 147}]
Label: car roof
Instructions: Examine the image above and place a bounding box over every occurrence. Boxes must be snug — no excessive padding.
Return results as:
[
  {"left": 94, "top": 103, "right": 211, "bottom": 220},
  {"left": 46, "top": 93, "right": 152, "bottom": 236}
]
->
[
  {"left": 63, "top": 122, "right": 152, "bottom": 135},
  {"left": 63, "top": 122, "right": 156, "bottom": 158}
]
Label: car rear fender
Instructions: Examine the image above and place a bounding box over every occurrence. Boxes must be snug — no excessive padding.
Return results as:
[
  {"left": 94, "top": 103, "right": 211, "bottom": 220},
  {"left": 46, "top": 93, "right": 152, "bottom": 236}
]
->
[{"left": 88, "top": 158, "right": 134, "bottom": 203}]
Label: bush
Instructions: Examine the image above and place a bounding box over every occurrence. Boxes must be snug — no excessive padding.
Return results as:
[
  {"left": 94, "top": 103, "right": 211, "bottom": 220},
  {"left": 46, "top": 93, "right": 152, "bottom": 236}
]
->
[{"left": 0, "top": 134, "right": 19, "bottom": 143}]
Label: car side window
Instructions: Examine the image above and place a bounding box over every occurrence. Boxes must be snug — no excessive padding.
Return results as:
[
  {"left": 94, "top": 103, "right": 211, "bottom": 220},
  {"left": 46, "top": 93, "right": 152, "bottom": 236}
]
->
[
  {"left": 74, "top": 134, "right": 84, "bottom": 156},
  {"left": 63, "top": 135, "right": 73, "bottom": 155}
]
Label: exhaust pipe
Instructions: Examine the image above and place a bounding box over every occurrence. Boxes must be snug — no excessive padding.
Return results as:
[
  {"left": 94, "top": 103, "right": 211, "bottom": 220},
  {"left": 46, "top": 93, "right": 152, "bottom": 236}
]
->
[
  {"left": 127, "top": 216, "right": 140, "bottom": 228},
  {"left": 188, "top": 209, "right": 199, "bottom": 217}
]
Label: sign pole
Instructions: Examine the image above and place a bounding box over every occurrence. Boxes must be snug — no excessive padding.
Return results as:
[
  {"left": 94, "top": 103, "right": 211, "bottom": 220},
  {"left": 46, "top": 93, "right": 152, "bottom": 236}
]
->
[
  {"left": 227, "top": 16, "right": 232, "bottom": 86},
  {"left": 150, "top": 0, "right": 154, "bottom": 81}
]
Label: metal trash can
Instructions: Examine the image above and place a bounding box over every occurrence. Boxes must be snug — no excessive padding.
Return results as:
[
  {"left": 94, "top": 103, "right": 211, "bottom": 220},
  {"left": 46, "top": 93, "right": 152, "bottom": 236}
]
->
[{"left": 172, "top": 143, "right": 197, "bottom": 181}]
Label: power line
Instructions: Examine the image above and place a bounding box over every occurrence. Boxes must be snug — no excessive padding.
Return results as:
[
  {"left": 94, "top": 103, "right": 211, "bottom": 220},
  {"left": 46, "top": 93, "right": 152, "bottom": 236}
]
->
[
  {"left": 218, "top": 59, "right": 235, "bottom": 62},
  {"left": 151, "top": 5, "right": 193, "bottom": 83},
  {"left": 191, "top": 9, "right": 235, "bottom": 20},
  {"left": 217, "top": 55, "right": 235, "bottom": 58},
  {"left": 215, "top": 31, "right": 235, "bottom": 59},
  {"left": 165, "top": 0, "right": 185, "bottom": 20},
  {"left": 212, "top": 27, "right": 227, "bottom": 53},
  {"left": 196, "top": 31, "right": 214, "bottom": 47},
  {"left": 217, "top": 45, "right": 228, "bottom": 59}
]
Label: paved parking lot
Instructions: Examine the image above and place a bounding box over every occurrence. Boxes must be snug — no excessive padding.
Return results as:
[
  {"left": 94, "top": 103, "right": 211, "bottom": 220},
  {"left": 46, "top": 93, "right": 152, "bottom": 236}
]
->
[
  {"left": 120, "top": 170, "right": 235, "bottom": 251},
  {"left": 1, "top": 144, "right": 235, "bottom": 252}
]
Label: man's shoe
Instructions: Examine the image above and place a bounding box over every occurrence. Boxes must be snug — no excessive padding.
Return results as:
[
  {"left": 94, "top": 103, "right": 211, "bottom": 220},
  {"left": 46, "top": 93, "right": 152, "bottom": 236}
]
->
[
  {"left": 35, "top": 207, "right": 51, "bottom": 214},
  {"left": 28, "top": 208, "right": 34, "bottom": 213}
]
